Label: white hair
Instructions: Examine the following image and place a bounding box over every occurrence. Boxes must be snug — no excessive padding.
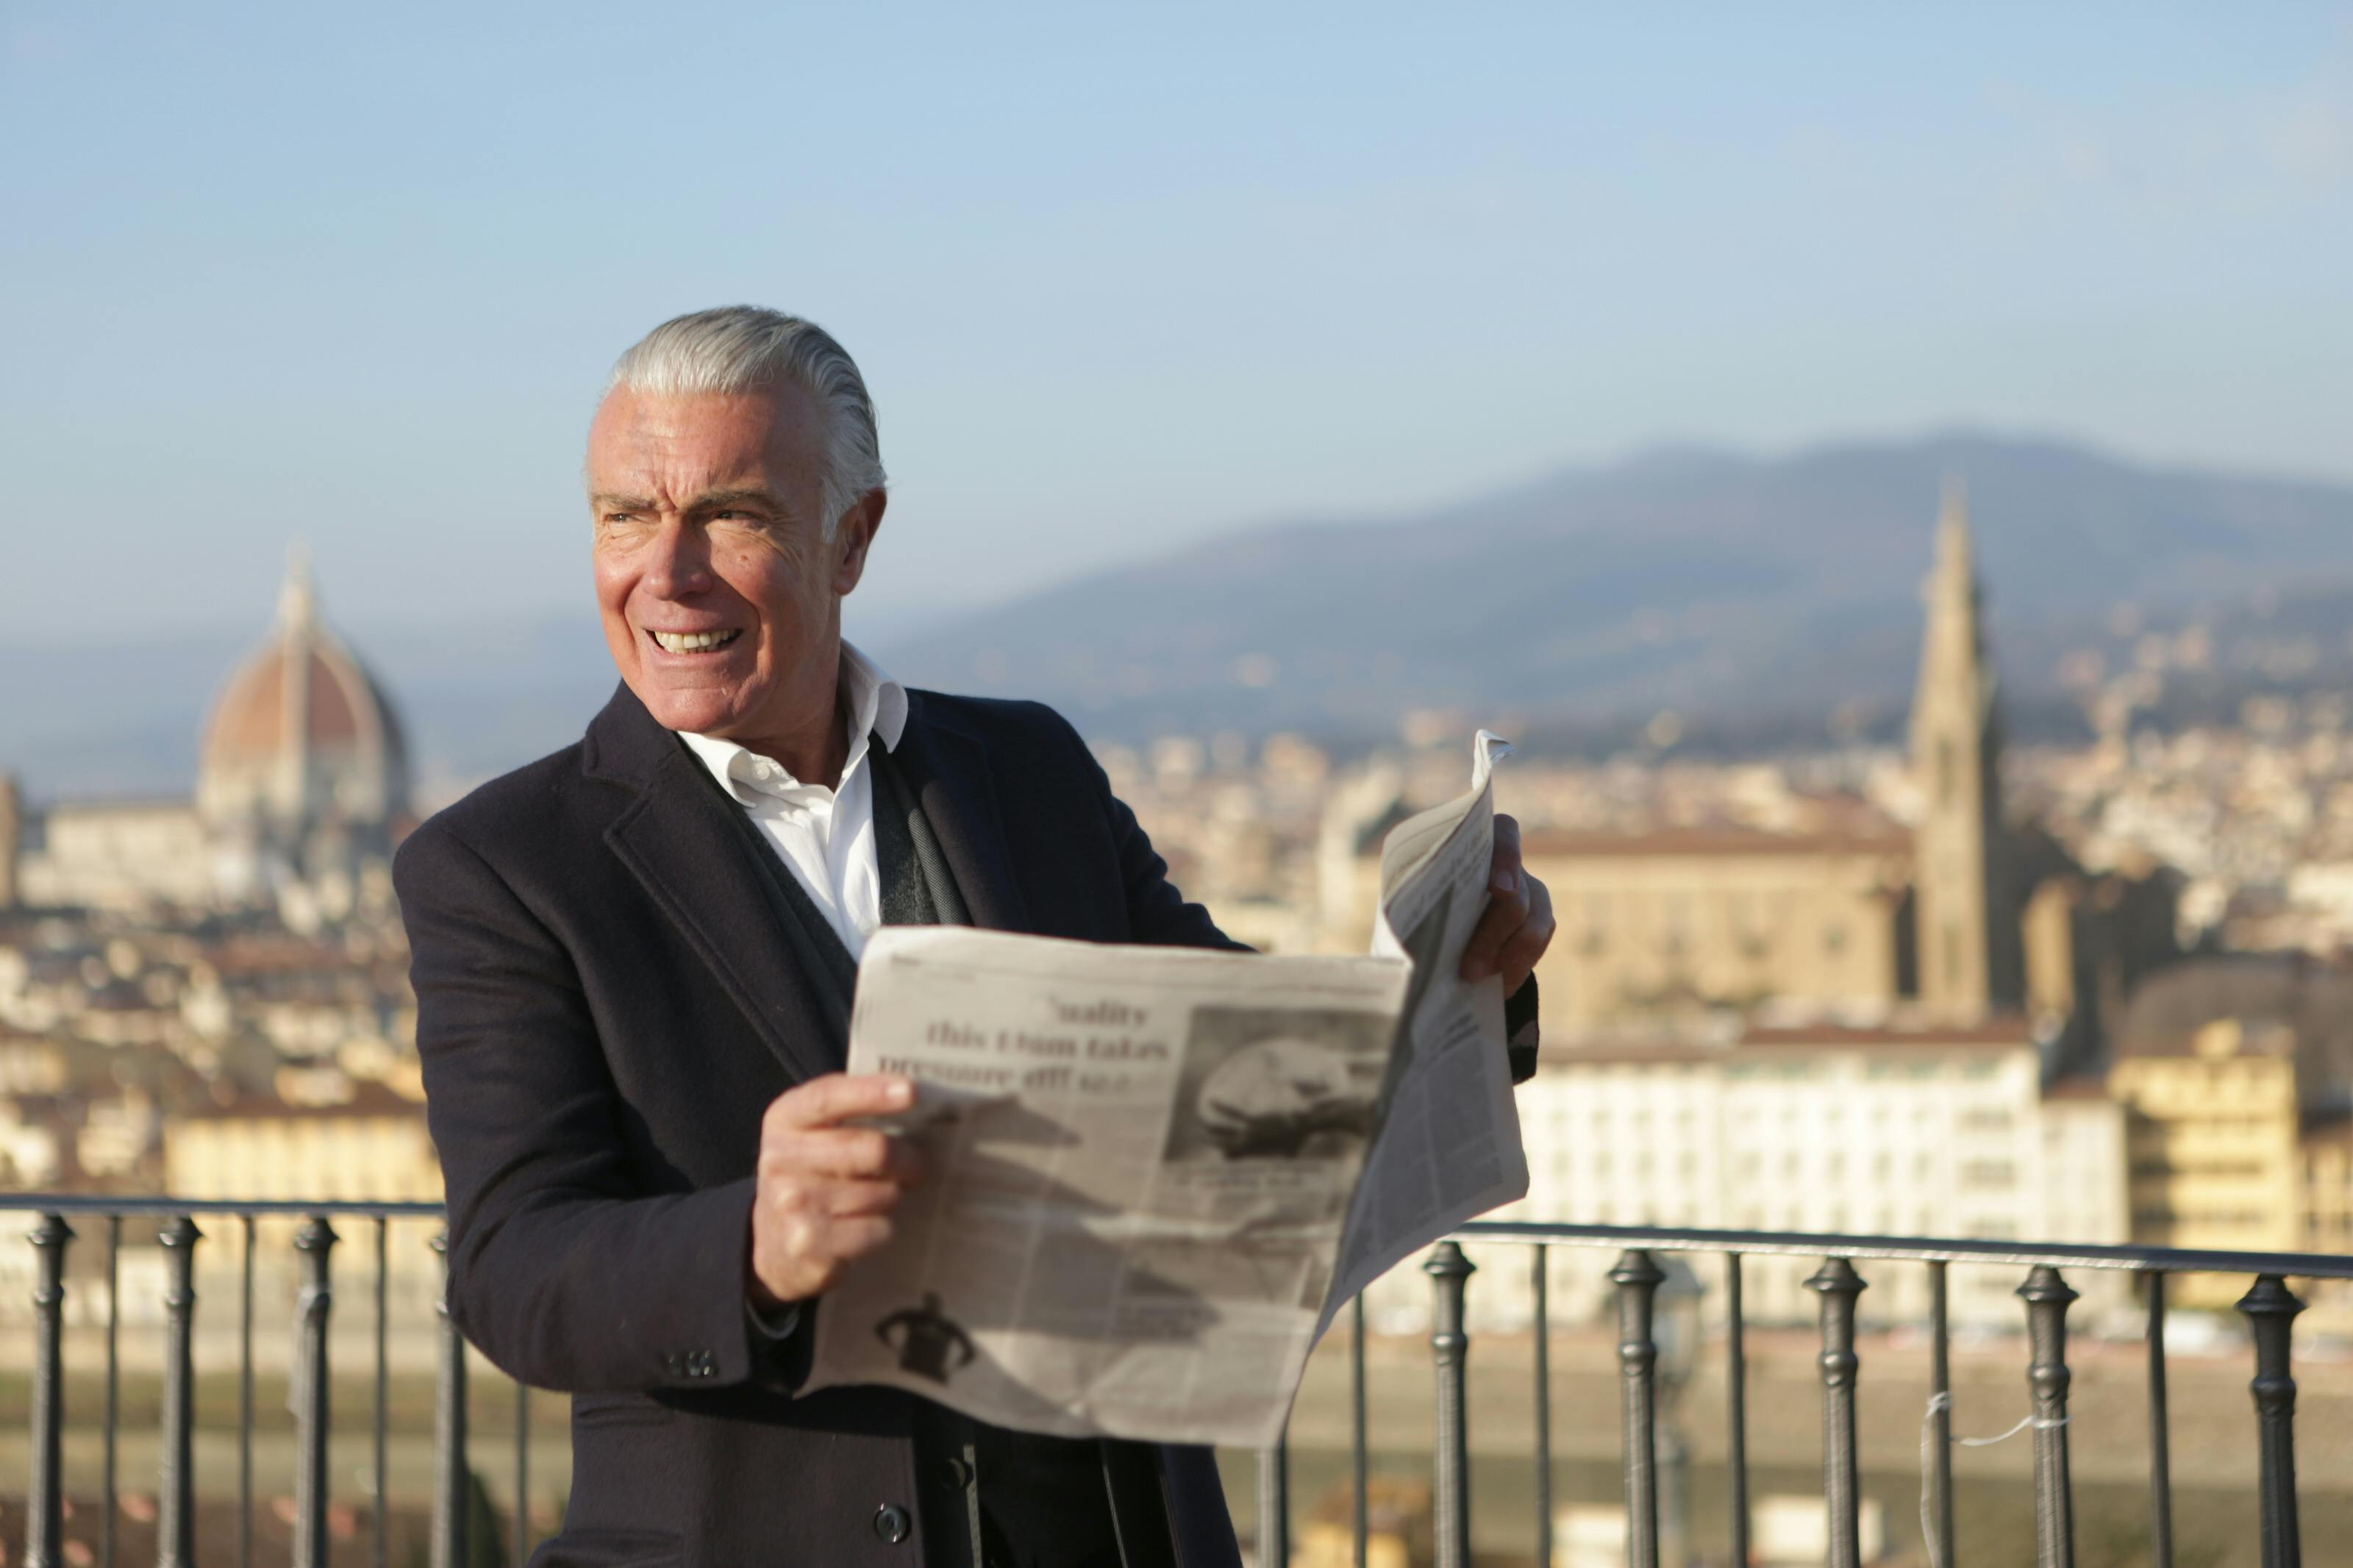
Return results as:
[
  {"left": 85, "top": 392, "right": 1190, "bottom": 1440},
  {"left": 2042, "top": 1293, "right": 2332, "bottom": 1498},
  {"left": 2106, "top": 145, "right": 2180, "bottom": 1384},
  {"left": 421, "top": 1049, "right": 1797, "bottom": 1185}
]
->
[{"left": 607, "top": 306, "right": 886, "bottom": 540}]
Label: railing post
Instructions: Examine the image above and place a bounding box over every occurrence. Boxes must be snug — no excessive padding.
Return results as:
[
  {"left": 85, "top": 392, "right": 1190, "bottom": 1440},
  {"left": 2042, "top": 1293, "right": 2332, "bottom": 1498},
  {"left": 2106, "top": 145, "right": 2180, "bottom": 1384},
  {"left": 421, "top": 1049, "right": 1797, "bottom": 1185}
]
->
[
  {"left": 1927, "top": 1261, "right": 1956, "bottom": 1568},
  {"left": 239, "top": 1213, "right": 257, "bottom": 1568},
  {"left": 104, "top": 1215, "right": 121, "bottom": 1568},
  {"left": 1425, "top": 1240, "right": 1477, "bottom": 1568},
  {"left": 157, "top": 1214, "right": 202, "bottom": 1568},
  {"left": 26, "top": 1213, "right": 73, "bottom": 1568},
  {"left": 293, "top": 1216, "right": 339, "bottom": 1568},
  {"left": 2146, "top": 1272, "right": 2174, "bottom": 1568},
  {"left": 376, "top": 1217, "right": 392, "bottom": 1568},
  {"left": 2238, "top": 1274, "right": 2305, "bottom": 1568},
  {"left": 1611, "top": 1249, "right": 1665, "bottom": 1568},
  {"left": 1533, "top": 1245, "right": 1553, "bottom": 1568},
  {"left": 1806, "top": 1256, "right": 1867, "bottom": 1568},
  {"left": 2019, "top": 1264, "right": 2079, "bottom": 1568},
  {"left": 433, "top": 1229, "right": 471, "bottom": 1568},
  {"left": 1256, "top": 1435, "right": 1289, "bottom": 1568},
  {"left": 1352, "top": 1292, "right": 1369, "bottom": 1568},
  {"left": 1726, "top": 1253, "right": 1749, "bottom": 1568}
]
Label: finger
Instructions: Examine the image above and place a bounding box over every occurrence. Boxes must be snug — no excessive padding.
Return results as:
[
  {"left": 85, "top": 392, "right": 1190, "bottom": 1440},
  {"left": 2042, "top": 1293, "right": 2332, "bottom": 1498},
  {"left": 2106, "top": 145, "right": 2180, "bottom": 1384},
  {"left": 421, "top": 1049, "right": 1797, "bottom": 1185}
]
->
[
  {"left": 828, "top": 1214, "right": 895, "bottom": 1261},
  {"left": 768, "top": 1127, "right": 926, "bottom": 1183},
  {"left": 767, "top": 1073, "right": 916, "bottom": 1132},
  {"left": 1459, "top": 865, "right": 1530, "bottom": 982},
  {"left": 1494, "top": 906, "right": 1556, "bottom": 995},
  {"left": 1489, "top": 815, "right": 1524, "bottom": 895},
  {"left": 824, "top": 1179, "right": 906, "bottom": 1219}
]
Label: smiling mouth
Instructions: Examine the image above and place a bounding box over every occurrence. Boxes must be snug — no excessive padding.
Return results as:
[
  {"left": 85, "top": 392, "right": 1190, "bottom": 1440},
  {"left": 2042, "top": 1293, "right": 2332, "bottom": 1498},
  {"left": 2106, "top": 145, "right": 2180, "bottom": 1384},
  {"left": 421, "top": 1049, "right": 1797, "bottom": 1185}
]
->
[{"left": 647, "top": 629, "right": 744, "bottom": 654}]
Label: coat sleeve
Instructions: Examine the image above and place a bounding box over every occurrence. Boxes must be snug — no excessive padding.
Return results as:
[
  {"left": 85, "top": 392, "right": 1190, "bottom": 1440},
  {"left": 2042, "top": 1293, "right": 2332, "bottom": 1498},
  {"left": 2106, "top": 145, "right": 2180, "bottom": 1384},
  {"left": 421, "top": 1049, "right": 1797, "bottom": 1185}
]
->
[
  {"left": 1060, "top": 721, "right": 1250, "bottom": 953},
  {"left": 395, "top": 820, "right": 771, "bottom": 1395}
]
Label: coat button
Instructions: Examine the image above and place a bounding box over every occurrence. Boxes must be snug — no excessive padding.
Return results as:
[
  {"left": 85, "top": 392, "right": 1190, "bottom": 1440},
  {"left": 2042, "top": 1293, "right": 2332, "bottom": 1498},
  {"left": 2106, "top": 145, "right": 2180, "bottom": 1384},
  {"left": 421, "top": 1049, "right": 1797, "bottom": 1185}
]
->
[
  {"left": 940, "top": 1456, "right": 973, "bottom": 1490},
  {"left": 872, "top": 1503, "right": 913, "bottom": 1544}
]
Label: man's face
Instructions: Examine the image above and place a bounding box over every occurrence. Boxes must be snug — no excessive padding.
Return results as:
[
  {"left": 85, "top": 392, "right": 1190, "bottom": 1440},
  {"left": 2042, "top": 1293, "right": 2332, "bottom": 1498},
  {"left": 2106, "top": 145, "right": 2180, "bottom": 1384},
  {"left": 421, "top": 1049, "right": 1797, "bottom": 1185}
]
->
[{"left": 587, "top": 384, "right": 879, "bottom": 746}]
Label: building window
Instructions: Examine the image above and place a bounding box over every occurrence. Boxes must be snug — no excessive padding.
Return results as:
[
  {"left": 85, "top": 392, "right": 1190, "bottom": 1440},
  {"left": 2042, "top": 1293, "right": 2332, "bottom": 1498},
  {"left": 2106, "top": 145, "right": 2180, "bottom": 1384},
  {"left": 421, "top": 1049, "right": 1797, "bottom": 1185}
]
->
[{"left": 1960, "top": 1159, "right": 2016, "bottom": 1189}]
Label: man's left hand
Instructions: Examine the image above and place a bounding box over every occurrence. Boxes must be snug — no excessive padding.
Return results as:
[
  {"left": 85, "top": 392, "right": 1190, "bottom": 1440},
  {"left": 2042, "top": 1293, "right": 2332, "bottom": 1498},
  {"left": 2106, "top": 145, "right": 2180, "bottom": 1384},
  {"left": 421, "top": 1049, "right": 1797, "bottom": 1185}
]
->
[{"left": 1457, "top": 813, "right": 1554, "bottom": 998}]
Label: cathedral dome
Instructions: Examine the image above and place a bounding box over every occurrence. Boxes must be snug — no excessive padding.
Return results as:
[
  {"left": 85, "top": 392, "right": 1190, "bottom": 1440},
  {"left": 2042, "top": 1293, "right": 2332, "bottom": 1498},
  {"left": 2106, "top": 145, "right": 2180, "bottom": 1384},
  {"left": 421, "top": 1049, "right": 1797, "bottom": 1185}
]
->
[{"left": 197, "top": 551, "right": 410, "bottom": 831}]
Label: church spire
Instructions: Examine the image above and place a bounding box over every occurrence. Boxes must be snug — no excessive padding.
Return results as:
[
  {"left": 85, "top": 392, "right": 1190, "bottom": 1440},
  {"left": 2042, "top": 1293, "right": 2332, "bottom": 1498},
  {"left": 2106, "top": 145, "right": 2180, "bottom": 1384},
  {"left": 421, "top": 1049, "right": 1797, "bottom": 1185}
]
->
[
  {"left": 1934, "top": 476, "right": 1974, "bottom": 590},
  {"left": 1910, "top": 479, "right": 2019, "bottom": 1018}
]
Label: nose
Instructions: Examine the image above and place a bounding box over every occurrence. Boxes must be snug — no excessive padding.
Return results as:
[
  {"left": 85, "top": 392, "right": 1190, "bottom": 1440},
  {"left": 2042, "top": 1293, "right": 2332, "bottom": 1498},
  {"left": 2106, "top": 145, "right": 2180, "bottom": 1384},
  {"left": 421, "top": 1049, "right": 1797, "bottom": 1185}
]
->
[{"left": 640, "top": 518, "right": 713, "bottom": 600}]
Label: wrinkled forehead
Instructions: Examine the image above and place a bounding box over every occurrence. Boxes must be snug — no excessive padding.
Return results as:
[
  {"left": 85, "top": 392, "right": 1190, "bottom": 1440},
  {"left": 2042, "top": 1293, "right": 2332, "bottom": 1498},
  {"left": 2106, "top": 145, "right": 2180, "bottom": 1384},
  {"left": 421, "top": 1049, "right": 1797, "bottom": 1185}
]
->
[{"left": 585, "top": 384, "right": 826, "bottom": 501}]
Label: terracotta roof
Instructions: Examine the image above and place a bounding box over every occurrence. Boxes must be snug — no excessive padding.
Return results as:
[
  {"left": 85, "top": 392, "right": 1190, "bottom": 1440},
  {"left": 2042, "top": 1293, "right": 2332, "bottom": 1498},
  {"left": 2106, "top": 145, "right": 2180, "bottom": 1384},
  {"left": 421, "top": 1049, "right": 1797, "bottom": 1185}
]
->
[
  {"left": 1534, "top": 1040, "right": 1724, "bottom": 1067},
  {"left": 1534, "top": 1015, "right": 2039, "bottom": 1066},
  {"left": 182, "top": 1081, "right": 424, "bottom": 1122},
  {"left": 1521, "top": 824, "right": 1911, "bottom": 859},
  {"left": 1740, "top": 1017, "right": 2038, "bottom": 1049},
  {"left": 203, "top": 639, "right": 401, "bottom": 765}
]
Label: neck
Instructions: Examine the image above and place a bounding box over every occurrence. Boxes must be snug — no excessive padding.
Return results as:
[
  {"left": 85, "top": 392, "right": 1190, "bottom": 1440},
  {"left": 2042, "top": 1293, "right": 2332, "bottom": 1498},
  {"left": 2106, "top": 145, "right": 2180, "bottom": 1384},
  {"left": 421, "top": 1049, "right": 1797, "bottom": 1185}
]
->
[
  {"left": 732, "top": 643, "right": 851, "bottom": 788},
  {"left": 747, "top": 703, "right": 851, "bottom": 789}
]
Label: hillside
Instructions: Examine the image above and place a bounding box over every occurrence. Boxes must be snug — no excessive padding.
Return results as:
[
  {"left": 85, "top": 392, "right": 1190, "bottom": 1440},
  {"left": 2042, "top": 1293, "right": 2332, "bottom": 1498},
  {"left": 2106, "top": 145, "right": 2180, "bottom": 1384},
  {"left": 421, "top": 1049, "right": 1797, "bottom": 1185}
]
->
[
  {"left": 876, "top": 433, "right": 2353, "bottom": 744},
  {"left": 10, "top": 432, "right": 2353, "bottom": 798}
]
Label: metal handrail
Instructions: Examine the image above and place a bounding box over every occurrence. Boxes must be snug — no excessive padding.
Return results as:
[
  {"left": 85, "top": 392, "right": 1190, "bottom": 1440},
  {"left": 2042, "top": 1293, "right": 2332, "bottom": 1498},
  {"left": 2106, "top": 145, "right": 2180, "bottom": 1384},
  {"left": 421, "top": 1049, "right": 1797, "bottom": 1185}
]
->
[
  {"left": 4, "top": 1195, "right": 476, "bottom": 1568},
  {"left": 0, "top": 1194, "right": 443, "bottom": 1220},
  {"left": 6, "top": 1195, "right": 2340, "bottom": 1568},
  {"left": 1253, "top": 1220, "right": 2344, "bottom": 1568},
  {"left": 1457, "top": 1217, "right": 2353, "bottom": 1278}
]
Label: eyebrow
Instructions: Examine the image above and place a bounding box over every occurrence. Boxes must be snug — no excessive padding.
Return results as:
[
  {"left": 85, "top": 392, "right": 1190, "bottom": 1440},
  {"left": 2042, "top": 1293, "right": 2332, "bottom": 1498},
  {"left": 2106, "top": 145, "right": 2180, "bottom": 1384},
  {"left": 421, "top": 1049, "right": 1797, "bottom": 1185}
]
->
[
  {"left": 687, "top": 487, "right": 782, "bottom": 515},
  {"left": 588, "top": 487, "right": 783, "bottom": 516}
]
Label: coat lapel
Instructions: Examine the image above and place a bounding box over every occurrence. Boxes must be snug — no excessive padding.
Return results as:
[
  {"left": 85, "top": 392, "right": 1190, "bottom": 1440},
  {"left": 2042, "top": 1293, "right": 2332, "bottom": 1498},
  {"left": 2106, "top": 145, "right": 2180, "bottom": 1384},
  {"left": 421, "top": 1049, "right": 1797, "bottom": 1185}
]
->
[
  {"left": 893, "top": 692, "right": 1034, "bottom": 934},
  {"left": 585, "top": 686, "right": 845, "bottom": 1084}
]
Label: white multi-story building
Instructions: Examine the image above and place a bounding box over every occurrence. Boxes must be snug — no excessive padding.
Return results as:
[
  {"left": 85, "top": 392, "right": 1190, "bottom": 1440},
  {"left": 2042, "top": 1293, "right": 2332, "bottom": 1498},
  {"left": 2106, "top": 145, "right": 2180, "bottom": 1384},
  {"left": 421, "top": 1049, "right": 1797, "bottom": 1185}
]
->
[{"left": 1365, "top": 1017, "right": 2132, "bottom": 1336}]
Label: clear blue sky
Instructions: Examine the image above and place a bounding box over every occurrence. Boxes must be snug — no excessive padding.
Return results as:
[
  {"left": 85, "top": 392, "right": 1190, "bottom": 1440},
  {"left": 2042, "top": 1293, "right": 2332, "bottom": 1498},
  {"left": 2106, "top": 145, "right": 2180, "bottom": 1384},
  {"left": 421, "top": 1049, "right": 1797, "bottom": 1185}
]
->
[{"left": 4, "top": 3, "right": 2348, "bottom": 645}]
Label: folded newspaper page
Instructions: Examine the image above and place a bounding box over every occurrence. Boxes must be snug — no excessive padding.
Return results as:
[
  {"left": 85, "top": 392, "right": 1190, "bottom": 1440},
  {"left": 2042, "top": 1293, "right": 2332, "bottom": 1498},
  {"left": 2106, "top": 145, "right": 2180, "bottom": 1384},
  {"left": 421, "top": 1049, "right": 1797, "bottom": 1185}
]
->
[{"left": 802, "top": 732, "right": 1529, "bottom": 1447}]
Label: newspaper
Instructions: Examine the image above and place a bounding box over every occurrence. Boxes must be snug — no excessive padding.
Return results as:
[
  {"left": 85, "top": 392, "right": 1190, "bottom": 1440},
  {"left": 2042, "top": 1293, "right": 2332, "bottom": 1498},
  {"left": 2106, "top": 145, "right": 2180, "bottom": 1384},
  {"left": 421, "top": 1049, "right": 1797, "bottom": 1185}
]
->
[{"left": 802, "top": 732, "right": 1529, "bottom": 1447}]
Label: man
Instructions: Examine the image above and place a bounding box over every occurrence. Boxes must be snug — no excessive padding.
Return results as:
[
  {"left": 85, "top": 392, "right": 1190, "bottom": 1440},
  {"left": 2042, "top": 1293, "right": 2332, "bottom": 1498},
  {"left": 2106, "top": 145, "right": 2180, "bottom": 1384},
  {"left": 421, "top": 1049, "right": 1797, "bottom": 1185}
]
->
[{"left": 395, "top": 307, "right": 1555, "bottom": 1568}]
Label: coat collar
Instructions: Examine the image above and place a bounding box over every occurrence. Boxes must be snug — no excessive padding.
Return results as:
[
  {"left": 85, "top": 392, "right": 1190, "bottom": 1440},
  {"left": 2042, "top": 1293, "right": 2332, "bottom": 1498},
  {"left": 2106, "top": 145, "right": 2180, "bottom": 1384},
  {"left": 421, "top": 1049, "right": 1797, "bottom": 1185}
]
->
[
  {"left": 580, "top": 681, "right": 1033, "bottom": 1081},
  {"left": 890, "top": 690, "right": 1032, "bottom": 934}
]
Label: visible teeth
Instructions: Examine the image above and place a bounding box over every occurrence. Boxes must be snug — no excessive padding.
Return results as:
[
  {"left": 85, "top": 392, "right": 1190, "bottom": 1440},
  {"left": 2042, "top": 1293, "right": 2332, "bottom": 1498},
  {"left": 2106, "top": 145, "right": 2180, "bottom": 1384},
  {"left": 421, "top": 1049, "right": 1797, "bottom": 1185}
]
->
[{"left": 651, "top": 629, "right": 740, "bottom": 653}]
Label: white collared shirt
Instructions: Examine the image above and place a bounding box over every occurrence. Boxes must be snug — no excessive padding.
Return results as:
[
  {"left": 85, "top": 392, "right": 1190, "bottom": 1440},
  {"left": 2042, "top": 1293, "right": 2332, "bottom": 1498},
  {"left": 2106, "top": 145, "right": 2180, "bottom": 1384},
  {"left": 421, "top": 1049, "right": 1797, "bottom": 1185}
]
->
[{"left": 677, "top": 641, "right": 910, "bottom": 962}]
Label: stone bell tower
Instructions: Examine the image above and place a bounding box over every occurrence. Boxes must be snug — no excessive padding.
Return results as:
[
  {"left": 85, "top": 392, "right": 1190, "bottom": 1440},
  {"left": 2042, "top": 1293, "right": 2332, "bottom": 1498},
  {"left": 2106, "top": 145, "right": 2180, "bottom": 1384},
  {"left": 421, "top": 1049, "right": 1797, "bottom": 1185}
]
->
[{"left": 1909, "top": 482, "right": 2022, "bottom": 1018}]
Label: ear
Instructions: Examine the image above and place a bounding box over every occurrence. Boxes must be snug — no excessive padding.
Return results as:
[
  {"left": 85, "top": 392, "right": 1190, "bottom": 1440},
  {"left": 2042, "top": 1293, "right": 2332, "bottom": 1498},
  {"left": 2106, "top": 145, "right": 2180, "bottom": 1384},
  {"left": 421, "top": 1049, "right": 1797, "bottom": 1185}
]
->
[{"left": 831, "top": 490, "right": 887, "bottom": 596}]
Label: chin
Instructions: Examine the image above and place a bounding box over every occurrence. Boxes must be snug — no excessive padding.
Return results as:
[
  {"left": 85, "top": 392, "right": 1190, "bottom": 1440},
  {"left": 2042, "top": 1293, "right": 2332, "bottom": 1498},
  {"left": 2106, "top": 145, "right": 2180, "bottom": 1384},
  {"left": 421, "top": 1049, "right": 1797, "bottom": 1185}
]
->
[{"left": 634, "top": 682, "right": 742, "bottom": 737}]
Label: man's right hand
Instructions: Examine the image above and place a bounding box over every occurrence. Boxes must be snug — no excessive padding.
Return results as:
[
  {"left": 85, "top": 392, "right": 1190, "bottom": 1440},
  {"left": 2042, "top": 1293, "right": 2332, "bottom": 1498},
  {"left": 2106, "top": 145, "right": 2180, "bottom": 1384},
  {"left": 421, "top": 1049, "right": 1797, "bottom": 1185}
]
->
[{"left": 748, "top": 1073, "right": 926, "bottom": 1309}]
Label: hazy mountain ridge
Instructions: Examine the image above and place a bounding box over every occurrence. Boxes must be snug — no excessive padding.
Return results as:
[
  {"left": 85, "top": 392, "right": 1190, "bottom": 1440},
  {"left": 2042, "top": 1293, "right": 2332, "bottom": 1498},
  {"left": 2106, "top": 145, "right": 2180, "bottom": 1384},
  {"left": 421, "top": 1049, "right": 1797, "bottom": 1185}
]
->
[
  {"left": 9, "top": 432, "right": 2353, "bottom": 798},
  {"left": 876, "top": 433, "right": 2353, "bottom": 742}
]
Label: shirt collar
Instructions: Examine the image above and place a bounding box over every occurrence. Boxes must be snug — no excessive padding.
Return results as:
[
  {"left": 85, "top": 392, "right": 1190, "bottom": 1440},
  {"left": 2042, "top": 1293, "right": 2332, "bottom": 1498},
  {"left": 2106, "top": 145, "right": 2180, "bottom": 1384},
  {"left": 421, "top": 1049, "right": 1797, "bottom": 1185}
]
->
[{"left": 677, "top": 640, "right": 907, "bottom": 806}]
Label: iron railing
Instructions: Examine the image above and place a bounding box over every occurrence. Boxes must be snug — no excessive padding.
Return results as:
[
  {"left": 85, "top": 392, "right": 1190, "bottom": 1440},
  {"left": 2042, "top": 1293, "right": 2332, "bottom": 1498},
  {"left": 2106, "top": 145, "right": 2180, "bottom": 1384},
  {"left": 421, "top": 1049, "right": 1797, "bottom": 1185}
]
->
[
  {"left": 4, "top": 1196, "right": 487, "bottom": 1568},
  {"left": 1259, "top": 1222, "right": 2353, "bottom": 1568},
  {"left": 7, "top": 1196, "right": 2352, "bottom": 1567}
]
